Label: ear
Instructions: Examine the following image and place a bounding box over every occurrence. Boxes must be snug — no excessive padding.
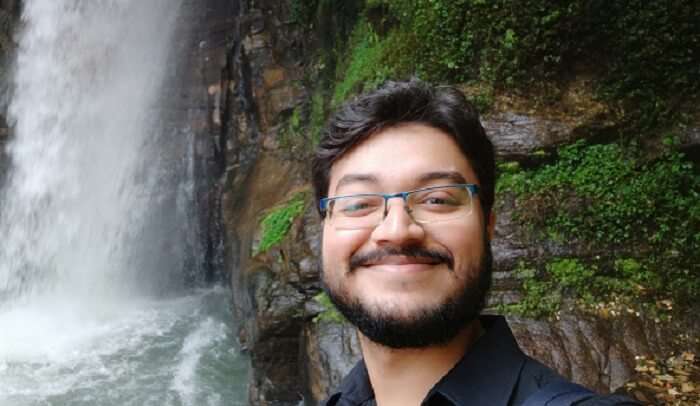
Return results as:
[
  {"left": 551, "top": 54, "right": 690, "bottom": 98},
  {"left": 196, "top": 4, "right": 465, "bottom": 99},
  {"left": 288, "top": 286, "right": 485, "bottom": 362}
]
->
[{"left": 486, "top": 211, "right": 496, "bottom": 241}]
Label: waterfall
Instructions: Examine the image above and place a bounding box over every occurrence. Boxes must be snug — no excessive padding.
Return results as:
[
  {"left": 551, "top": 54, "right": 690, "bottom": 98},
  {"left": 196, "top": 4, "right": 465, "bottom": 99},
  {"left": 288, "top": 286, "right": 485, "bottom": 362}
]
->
[
  {"left": 0, "top": 0, "right": 190, "bottom": 304},
  {"left": 0, "top": 3, "right": 251, "bottom": 404}
]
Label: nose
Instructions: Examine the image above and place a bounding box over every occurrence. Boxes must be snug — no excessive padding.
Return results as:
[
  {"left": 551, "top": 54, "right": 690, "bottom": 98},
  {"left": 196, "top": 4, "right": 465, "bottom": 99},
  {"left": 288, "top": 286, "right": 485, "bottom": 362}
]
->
[{"left": 370, "top": 198, "right": 425, "bottom": 245}]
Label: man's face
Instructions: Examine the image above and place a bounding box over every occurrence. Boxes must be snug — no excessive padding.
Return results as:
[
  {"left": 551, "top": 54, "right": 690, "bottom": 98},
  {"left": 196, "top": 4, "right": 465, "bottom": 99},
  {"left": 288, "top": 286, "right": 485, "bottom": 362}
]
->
[{"left": 321, "top": 123, "right": 493, "bottom": 348}]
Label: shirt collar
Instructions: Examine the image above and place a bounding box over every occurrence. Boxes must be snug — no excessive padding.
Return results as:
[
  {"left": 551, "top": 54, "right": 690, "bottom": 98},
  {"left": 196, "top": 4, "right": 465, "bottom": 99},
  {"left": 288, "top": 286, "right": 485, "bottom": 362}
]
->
[
  {"left": 327, "top": 358, "right": 374, "bottom": 406},
  {"left": 426, "top": 315, "right": 526, "bottom": 405},
  {"left": 326, "top": 315, "right": 526, "bottom": 406}
]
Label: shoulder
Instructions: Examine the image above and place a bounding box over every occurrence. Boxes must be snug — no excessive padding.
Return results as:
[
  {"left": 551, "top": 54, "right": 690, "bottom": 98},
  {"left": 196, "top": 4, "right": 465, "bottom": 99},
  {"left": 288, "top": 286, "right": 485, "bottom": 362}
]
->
[
  {"left": 512, "top": 357, "right": 641, "bottom": 406},
  {"left": 510, "top": 356, "right": 564, "bottom": 404}
]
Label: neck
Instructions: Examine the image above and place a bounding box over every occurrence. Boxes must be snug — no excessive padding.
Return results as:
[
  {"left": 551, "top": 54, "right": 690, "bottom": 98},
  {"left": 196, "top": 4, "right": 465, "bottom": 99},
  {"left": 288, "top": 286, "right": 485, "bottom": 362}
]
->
[{"left": 360, "top": 319, "right": 483, "bottom": 406}]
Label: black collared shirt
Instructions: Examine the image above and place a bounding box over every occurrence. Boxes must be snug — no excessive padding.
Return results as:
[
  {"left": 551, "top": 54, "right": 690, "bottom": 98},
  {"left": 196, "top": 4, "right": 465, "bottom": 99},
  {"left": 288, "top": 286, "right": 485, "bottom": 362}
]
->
[{"left": 323, "top": 316, "right": 639, "bottom": 406}]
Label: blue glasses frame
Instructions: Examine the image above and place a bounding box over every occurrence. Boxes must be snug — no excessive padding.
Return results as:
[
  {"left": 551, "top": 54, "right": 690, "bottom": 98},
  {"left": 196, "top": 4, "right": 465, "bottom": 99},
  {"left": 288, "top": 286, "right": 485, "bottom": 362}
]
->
[{"left": 319, "top": 183, "right": 480, "bottom": 218}]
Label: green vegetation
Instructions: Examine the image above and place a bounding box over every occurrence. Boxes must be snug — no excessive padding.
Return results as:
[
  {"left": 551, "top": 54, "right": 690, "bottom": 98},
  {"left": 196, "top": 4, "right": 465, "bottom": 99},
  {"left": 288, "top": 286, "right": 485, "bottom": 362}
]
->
[
  {"left": 309, "top": 88, "right": 326, "bottom": 145},
  {"left": 503, "top": 258, "right": 654, "bottom": 319},
  {"left": 256, "top": 192, "right": 307, "bottom": 255},
  {"left": 278, "top": 110, "right": 297, "bottom": 154},
  {"left": 498, "top": 139, "right": 700, "bottom": 317},
  {"left": 278, "top": 106, "right": 312, "bottom": 157},
  {"left": 278, "top": 87, "right": 329, "bottom": 155},
  {"left": 332, "top": 20, "right": 392, "bottom": 106},
  {"left": 309, "top": 0, "right": 699, "bottom": 129},
  {"left": 312, "top": 291, "right": 345, "bottom": 324}
]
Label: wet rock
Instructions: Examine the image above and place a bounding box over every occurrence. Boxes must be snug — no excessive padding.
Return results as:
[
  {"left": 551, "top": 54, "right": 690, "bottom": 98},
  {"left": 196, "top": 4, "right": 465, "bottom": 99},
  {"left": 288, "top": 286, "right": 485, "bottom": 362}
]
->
[
  {"left": 248, "top": 9, "right": 265, "bottom": 34},
  {"left": 303, "top": 321, "right": 361, "bottom": 403},
  {"left": 492, "top": 192, "right": 529, "bottom": 272},
  {"left": 508, "top": 311, "right": 678, "bottom": 393},
  {"left": 243, "top": 33, "right": 270, "bottom": 52},
  {"left": 263, "top": 67, "right": 286, "bottom": 88},
  {"left": 681, "top": 124, "right": 700, "bottom": 162},
  {"left": 263, "top": 83, "right": 304, "bottom": 123},
  {"left": 483, "top": 112, "right": 575, "bottom": 160},
  {"left": 245, "top": 265, "right": 311, "bottom": 406}
]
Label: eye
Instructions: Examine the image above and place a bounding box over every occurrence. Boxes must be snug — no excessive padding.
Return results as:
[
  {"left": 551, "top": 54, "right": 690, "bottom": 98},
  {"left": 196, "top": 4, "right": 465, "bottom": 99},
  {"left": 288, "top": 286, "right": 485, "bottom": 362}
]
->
[
  {"left": 343, "top": 202, "right": 370, "bottom": 212},
  {"left": 335, "top": 196, "right": 382, "bottom": 216},
  {"left": 419, "top": 193, "right": 460, "bottom": 206}
]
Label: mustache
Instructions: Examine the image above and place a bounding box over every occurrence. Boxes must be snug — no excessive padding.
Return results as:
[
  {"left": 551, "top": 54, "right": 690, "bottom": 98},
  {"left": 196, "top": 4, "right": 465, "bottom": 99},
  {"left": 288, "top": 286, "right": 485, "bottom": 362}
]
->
[{"left": 349, "top": 246, "right": 454, "bottom": 271}]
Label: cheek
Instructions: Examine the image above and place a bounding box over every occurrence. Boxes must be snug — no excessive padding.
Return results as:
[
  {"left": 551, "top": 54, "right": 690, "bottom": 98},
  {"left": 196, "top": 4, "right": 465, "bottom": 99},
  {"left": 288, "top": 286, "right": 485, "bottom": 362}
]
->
[
  {"left": 321, "top": 224, "right": 367, "bottom": 278},
  {"left": 433, "top": 223, "right": 484, "bottom": 267}
]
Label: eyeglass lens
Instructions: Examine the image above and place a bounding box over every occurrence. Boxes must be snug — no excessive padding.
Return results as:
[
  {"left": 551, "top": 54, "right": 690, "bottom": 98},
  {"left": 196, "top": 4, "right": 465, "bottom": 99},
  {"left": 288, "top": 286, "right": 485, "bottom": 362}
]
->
[{"left": 327, "top": 186, "right": 474, "bottom": 230}]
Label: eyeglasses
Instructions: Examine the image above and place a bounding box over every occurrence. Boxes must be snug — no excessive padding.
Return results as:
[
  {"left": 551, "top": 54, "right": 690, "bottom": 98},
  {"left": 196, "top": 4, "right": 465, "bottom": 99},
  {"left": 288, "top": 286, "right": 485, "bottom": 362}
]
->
[{"left": 319, "top": 184, "right": 480, "bottom": 230}]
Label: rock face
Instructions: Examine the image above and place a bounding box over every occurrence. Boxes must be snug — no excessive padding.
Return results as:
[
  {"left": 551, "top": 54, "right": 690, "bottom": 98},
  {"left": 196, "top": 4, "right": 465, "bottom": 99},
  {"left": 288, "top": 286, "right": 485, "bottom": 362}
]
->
[
  {"left": 302, "top": 322, "right": 361, "bottom": 402},
  {"left": 182, "top": 1, "right": 698, "bottom": 405},
  {"left": 0, "top": 1, "right": 20, "bottom": 187},
  {"left": 197, "top": 1, "right": 322, "bottom": 404},
  {"left": 483, "top": 112, "right": 575, "bottom": 160}
]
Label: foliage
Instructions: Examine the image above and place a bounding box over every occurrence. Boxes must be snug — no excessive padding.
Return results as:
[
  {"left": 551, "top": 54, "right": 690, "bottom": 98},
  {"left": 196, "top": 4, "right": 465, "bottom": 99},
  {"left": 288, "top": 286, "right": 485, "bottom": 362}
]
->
[
  {"left": 277, "top": 106, "right": 305, "bottom": 156},
  {"left": 503, "top": 258, "right": 665, "bottom": 319},
  {"left": 625, "top": 352, "right": 700, "bottom": 405},
  {"left": 278, "top": 86, "right": 328, "bottom": 155},
  {"left": 309, "top": 87, "right": 326, "bottom": 145},
  {"left": 498, "top": 139, "right": 700, "bottom": 315},
  {"left": 256, "top": 192, "right": 307, "bottom": 255},
  {"left": 332, "top": 20, "right": 393, "bottom": 106},
  {"left": 596, "top": 1, "right": 700, "bottom": 129},
  {"left": 290, "top": 0, "right": 318, "bottom": 26},
  {"left": 312, "top": 291, "right": 345, "bottom": 324},
  {"left": 323, "top": 0, "right": 700, "bottom": 130}
]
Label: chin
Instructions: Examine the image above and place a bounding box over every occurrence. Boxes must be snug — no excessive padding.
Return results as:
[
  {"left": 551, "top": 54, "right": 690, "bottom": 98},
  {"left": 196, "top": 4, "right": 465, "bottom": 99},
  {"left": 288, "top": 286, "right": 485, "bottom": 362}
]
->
[
  {"left": 364, "top": 294, "right": 451, "bottom": 321},
  {"left": 323, "top": 237, "right": 493, "bottom": 349}
]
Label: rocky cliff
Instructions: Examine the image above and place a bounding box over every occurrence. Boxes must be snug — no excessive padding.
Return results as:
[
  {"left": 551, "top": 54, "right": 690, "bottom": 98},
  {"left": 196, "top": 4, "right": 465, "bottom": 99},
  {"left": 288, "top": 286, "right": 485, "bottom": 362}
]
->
[
  {"left": 0, "top": 0, "right": 19, "bottom": 185},
  {"left": 187, "top": 1, "right": 700, "bottom": 405}
]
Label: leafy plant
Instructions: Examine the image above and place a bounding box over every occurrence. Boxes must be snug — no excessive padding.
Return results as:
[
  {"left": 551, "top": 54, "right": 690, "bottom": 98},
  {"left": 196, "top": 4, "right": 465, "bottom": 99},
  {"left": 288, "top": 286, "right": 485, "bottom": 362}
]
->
[
  {"left": 256, "top": 192, "right": 307, "bottom": 255},
  {"left": 312, "top": 291, "right": 345, "bottom": 324},
  {"left": 497, "top": 139, "right": 700, "bottom": 314},
  {"left": 332, "top": 20, "right": 392, "bottom": 106},
  {"left": 322, "top": 0, "right": 699, "bottom": 129}
]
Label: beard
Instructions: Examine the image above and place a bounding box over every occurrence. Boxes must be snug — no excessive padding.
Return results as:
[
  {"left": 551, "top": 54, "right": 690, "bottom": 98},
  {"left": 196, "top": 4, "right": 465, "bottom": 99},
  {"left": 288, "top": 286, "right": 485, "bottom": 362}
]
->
[{"left": 323, "top": 234, "right": 493, "bottom": 349}]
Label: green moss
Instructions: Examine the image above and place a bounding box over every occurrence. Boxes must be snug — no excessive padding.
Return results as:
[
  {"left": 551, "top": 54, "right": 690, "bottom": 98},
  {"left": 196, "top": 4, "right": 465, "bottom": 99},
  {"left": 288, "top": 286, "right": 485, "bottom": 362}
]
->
[
  {"left": 256, "top": 192, "right": 307, "bottom": 255},
  {"left": 501, "top": 258, "right": 664, "bottom": 318},
  {"left": 290, "top": 0, "right": 320, "bottom": 27},
  {"left": 323, "top": 0, "right": 699, "bottom": 131},
  {"left": 332, "top": 20, "right": 393, "bottom": 106},
  {"left": 312, "top": 291, "right": 345, "bottom": 324},
  {"left": 501, "top": 262, "right": 562, "bottom": 319},
  {"left": 497, "top": 139, "right": 700, "bottom": 314},
  {"left": 309, "top": 88, "right": 326, "bottom": 145}
]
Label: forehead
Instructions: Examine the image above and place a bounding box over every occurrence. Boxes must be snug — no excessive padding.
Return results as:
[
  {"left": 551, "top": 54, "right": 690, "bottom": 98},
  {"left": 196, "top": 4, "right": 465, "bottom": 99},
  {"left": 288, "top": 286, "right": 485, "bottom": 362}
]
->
[{"left": 328, "top": 123, "right": 477, "bottom": 193}]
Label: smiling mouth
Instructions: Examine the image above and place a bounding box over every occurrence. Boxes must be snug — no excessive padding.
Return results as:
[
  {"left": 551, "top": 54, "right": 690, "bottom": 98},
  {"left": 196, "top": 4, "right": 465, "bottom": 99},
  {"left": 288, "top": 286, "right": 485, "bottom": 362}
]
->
[
  {"left": 349, "top": 247, "right": 454, "bottom": 272},
  {"left": 362, "top": 255, "right": 442, "bottom": 266}
]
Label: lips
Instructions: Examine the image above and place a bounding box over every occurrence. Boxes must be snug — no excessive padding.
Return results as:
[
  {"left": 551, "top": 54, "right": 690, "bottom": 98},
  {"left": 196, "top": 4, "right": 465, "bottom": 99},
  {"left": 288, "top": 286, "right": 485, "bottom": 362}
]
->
[
  {"left": 349, "top": 246, "right": 454, "bottom": 272},
  {"left": 362, "top": 255, "right": 442, "bottom": 267}
]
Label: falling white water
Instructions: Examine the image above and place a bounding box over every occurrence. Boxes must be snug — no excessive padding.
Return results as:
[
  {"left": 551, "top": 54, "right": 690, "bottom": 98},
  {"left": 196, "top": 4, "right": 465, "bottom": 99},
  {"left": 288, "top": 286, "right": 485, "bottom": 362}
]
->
[
  {"left": 0, "top": 2, "right": 250, "bottom": 404},
  {"left": 0, "top": 0, "right": 188, "bottom": 303}
]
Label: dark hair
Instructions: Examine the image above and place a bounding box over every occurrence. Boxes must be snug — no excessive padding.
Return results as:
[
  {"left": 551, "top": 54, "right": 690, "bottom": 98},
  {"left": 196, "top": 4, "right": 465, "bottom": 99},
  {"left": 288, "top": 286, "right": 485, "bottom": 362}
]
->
[{"left": 312, "top": 79, "right": 496, "bottom": 220}]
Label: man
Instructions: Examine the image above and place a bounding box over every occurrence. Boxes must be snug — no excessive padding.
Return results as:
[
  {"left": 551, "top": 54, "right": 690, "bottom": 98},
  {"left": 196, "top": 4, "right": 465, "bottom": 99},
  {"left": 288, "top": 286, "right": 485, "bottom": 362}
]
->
[{"left": 311, "top": 79, "right": 639, "bottom": 406}]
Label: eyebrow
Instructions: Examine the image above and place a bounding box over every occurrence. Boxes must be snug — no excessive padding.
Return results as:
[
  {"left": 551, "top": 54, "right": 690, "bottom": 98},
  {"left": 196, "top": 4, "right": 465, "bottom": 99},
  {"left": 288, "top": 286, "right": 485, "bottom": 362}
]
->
[
  {"left": 334, "top": 173, "right": 379, "bottom": 192},
  {"left": 333, "top": 171, "right": 469, "bottom": 193},
  {"left": 417, "top": 171, "right": 468, "bottom": 185}
]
